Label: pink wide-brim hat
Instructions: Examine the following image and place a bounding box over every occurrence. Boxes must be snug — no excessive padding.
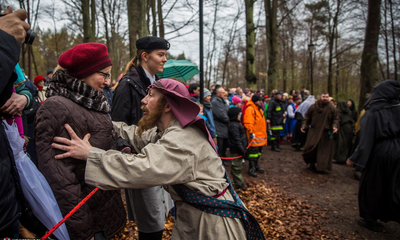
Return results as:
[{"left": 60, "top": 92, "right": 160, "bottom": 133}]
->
[{"left": 149, "top": 79, "right": 200, "bottom": 128}]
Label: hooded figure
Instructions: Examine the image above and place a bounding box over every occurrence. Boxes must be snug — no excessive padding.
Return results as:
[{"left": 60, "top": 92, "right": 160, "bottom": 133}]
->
[
  {"left": 333, "top": 101, "right": 354, "bottom": 163},
  {"left": 349, "top": 80, "right": 400, "bottom": 231},
  {"left": 52, "top": 79, "right": 265, "bottom": 240}
]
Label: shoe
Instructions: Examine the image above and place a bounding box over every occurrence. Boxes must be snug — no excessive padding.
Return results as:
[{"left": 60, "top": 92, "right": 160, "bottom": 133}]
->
[
  {"left": 295, "top": 146, "right": 301, "bottom": 152},
  {"left": 357, "top": 219, "right": 381, "bottom": 232},
  {"left": 235, "top": 184, "right": 246, "bottom": 190},
  {"left": 248, "top": 168, "right": 257, "bottom": 177},
  {"left": 271, "top": 146, "right": 281, "bottom": 152},
  {"left": 353, "top": 170, "right": 362, "bottom": 180},
  {"left": 308, "top": 163, "right": 316, "bottom": 170},
  {"left": 255, "top": 166, "right": 264, "bottom": 173}
]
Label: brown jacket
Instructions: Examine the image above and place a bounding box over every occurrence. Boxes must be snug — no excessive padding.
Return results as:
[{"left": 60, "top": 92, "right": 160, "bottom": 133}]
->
[{"left": 35, "top": 96, "right": 126, "bottom": 240}]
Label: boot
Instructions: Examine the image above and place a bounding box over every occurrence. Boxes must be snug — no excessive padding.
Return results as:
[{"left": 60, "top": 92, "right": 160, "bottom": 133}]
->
[
  {"left": 295, "top": 145, "right": 301, "bottom": 152},
  {"left": 255, "top": 158, "right": 264, "bottom": 173},
  {"left": 248, "top": 161, "right": 257, "bottom": 177},
  {"left": 271, "top": 141, "right": 281, "bottom": 152}
]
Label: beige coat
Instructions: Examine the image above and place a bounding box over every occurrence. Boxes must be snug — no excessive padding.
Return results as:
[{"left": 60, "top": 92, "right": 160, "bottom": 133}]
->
[{"left": 85, "top": 119, "right": 246, "bottom": 239}]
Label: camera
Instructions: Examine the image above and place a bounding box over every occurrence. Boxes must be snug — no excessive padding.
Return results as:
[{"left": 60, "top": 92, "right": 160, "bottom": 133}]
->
[
  {"left": 0, "top": 13, "right": 36, "bottom": 45},
  {"left": 24, "top": 29, "right": 36, "bottom": 45}
]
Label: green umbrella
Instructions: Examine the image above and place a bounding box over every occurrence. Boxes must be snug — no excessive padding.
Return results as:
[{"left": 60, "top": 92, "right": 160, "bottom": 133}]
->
[{"left": 157, "top": 59, "right": 200, "bottom": 81}]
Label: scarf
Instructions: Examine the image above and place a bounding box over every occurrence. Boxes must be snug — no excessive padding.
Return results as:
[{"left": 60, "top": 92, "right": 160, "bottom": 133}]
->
[{"left": 46, "top": 70, "right": 110, "bottom": 113}]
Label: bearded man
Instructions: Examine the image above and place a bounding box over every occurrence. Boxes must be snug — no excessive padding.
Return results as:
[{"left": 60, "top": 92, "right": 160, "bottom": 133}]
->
[
  {"left": 51, "top": 79, "right": 264, "bottom": 240},
  {"left": 301, "top": 92, "right": 339, "bottom": 172}
]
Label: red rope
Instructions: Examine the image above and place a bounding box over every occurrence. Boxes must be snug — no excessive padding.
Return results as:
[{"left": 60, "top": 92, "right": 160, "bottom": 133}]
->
[
  {"left": 220, "top": 139, "right": 254, "bottom": 160},
  {"left": 41, "top": 187, "right": 99, "bottom": 240}
]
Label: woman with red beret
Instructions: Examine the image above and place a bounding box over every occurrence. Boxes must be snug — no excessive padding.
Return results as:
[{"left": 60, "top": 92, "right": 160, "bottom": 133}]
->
[{"left": 34, "top": 43, "right": 126, "bottom": 240}]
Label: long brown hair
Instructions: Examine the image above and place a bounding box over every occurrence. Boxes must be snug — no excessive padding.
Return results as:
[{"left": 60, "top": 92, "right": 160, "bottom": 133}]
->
[{"left": 124, "top": 49, "right": 155, "bottom": 74}]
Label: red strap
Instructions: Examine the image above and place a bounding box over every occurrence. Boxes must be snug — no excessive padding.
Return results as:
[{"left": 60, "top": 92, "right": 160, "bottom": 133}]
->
[
  {"left": 220, "top": 139, "right": 254, "bottom": 160},
  {"left": 213, "top": 187, "right": 228, "bottom": 198},
  {"left": 41, "top": 187, "right": 99, "bottom": 240}
]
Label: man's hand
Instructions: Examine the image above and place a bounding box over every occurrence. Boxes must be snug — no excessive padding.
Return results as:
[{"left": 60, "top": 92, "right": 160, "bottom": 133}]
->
[
  {"left": 250, "top": 133, "right": 255, "bottom": 139},
  {"left": 213, "top": 137, "right": 217, "bottom": 145},
  {"left": 301, "top": 127, "right": 306, "bottom": 133},
  {"left": 266, "top": 119, "right": 270, "bottom": 124},
  {"left": 0, "top": 93, "right": 27, "bottom": 116},
  {"left": 346, "top": 159, "right": 353, "bottom": 167},
  {"left": 0, "top": 6, "right": 30, "bottom": 44},
  {"left": 333, "top": 127, "right": 338, "bottom": 134},
  {"left": 283, "top": 114, "right": 286, "bottom": 118},
  {"left": 52, "top": 124, "right": 92, "bottom": 161}
]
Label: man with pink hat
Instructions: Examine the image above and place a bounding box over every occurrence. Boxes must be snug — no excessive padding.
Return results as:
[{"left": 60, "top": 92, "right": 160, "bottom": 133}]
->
[{"left": 52, "top": 79, "right": 265, "bottom": 240}]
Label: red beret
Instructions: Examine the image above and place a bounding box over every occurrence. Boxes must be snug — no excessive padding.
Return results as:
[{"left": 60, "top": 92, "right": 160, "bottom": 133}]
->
[
  {"left": 34, "top": 75, "right": 46, "bottom": 86},
  {"left": 58, "top": 43, "right": 112, "bottom": 79}
]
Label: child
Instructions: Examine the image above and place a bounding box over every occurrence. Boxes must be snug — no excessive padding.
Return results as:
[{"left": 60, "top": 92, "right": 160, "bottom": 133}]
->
[{"left": 228, "top": 107, "right": 248, "bottom": 190}]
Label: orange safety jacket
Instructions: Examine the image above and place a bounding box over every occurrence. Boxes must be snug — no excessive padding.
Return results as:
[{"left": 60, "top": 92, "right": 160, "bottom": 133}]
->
[{"left": 243, "top": 100, "right": 268, "bottom": 147}]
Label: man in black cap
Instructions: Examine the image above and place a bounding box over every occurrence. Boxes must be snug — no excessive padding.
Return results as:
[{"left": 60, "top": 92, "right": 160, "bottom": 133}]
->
[
  {"left": 111, "top": 36, "right": 172, "bottom": 240},
  {"left": 44, "top": 68, "right": 53, "bottom": 86},
  {"left": 267, "top": 92, "right": 286, "bottom": 152}
]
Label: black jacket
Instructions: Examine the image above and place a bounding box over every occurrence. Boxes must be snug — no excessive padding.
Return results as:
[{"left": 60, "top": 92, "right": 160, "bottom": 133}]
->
[
  {"left": 111, "top": 66, "right": 155, "bottom": 125},
  {"left": 211, "top": 97, "right": 229, "bottom": 138},
  {"left": 0, "top": 29, "right": 23, "bottom": 232},
  {"left": 267, "top": 98, "right": 285, "bottom": 126},
  {"left": 228, "top": 120, "right": 248, "bottom": 155}
]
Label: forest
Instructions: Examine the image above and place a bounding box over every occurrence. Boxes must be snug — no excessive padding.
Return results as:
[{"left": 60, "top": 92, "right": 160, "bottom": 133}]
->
[{"left": 1, "top": 0, "right": 398, "bottom": 111}]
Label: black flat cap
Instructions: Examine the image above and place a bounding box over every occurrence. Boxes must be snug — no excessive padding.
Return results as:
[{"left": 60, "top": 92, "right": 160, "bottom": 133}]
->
[{"left": 136, "top": 36, "right": 170, "bottom": 50}]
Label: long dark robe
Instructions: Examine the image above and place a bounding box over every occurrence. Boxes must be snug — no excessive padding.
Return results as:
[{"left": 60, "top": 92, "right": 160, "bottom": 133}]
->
[
  {"left": 333, "top": 101, "right": 354, "bottom": 163},
  {"left": 302, "top": 100, "right": 339, "bottom": 171},
  {"left": 349, "top": 80, "right": 400, "bottom": 223},
  {"left": 291, "top": 112, "right": 307, "bottom": 148}
]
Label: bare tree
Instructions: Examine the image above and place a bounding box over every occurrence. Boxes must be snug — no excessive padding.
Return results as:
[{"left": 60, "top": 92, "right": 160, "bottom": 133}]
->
[{"left": 359, "top": 0, "right": 382, "bottom": 111}]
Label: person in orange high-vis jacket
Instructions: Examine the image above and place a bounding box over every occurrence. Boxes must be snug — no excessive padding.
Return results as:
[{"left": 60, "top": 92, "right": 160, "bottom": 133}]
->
[{"left": 243, "top": 94, "right": 268, "bottom": 177}]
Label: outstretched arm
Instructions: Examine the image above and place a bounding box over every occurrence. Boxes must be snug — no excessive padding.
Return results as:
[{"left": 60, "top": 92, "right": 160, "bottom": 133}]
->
[{"left": 52, "top": 124, "right": 92, "bottom": 160}]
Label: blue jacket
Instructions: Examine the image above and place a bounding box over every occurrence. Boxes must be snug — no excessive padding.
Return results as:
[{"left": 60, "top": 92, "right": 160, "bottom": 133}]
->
[{"left": 203, "top": 105, "right": 216, "bottom": 138}]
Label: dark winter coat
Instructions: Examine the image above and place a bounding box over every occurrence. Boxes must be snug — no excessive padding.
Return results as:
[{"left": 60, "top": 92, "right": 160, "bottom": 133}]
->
[
  {"left": 203, "top": 102, "right": 216, "bottom": 138},
  {"left": 228, "top": 109, "right": 248, "bottom": 155},
  {"left": 0, "top": 29, "right": 23, "bottom": 233},
  {"left": 211, "top": 96, "right": 230, "bottom": 138},
  {"left": 35, "top": 72, "right": 126, "bottom": 240},
  {"left": 111, "top": 66, "right": 155, "bottom": 125},
  {"left": 267, "top": 98, "right": 285, "bottom": 126},
  {"left": 349, "top": 80, "right": 400, "bottom": 223},
  {"left": 334, "top": 101, "right": 354, "bottom": 163},
  {"left": 103, "top": 86, "right": 114, "bottom": 109}
]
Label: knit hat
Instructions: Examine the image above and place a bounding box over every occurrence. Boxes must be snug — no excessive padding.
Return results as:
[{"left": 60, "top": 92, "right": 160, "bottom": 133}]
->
[
  {"left": 231, "top": 96, "right": 241, "bottom": 105},
  {"left": 252, "top": 94, "right": 263, "bottom": 102},
  {"left": 228, "top": 107, "right": 242, "bottom": 121},
  {"left": 34, "top": 75, "right": 46, "bottom": 86},
  {"left": 203, "top": 88, "right": 211, "bottom": 98},
  {"left": 293, "top": 95, "right": 300, "bottom": 100},
  {"left": 47, "top": 68, "right": 54, "bottom": 75},
  {"left": 58, "top": 43, "right": 112, "bottom": 79}
]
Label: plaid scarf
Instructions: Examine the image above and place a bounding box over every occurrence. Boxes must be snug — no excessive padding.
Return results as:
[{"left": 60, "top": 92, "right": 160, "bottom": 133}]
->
[{"left": 46, "top": 70, "right": 110, "bottom": 113}]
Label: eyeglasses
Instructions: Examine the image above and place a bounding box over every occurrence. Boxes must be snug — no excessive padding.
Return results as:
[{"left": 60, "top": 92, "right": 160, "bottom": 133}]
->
[{"left": 97, "top": 71, "right": 111, "bottom": 81}]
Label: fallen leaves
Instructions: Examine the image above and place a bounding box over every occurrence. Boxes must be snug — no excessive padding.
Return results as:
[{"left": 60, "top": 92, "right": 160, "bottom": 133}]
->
[{"left": 112, "top": 179, "right": 352, "bottom": 239}]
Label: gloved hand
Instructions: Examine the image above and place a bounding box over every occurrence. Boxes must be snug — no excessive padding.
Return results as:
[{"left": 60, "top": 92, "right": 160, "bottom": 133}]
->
[{"left": 250, "top": 133, "right": 255, "bottom": 139}]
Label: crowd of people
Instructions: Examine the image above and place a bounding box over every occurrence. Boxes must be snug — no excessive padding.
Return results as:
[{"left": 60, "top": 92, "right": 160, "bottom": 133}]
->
[{"left": 1, "top": 6, "right": 399, "bottom": 240}]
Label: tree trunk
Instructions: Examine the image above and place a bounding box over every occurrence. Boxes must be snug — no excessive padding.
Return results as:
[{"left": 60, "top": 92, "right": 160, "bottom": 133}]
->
[
  {"left": 157, "top": 0, "right": 164, "bottom": 38},
  {"left": 127, "top": 0, "right": 149, "bottom": 59},
  {"left": 150, "top": 0, "right": 157, "bottom": 36},
  {"left": 245, "top": 0, "right": 256, "bottom": 84},
  {"left": 388, "top": 0, "right": 397, "bottom": 80},
  {"left": 359, "top": 0, "right": 382, "bottom": 112},
  {"left": 384, "top": 0, "right": 390, "bottom": 79},
  {"left": 90, "top": 0, "right": 96, "bottom": 41},
  {"left": 265, "top": 0, "right": 278, "bottom": 93},
  {"left": 101, "top": 0, "right": 110, "bottom": 50},
  {"left": 82, "top": 0, "right": 91, "bottom": 43}
]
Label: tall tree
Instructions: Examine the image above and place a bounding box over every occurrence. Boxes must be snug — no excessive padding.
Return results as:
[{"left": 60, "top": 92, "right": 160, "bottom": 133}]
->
[
  {"left": 359, "top": 0, "right": 382, "bottom": 112},
  {"left": 157, "top": 0, "right": 164, "bottom": 38},
  {"left": 265, "top": 0, "right": 278, "bottom": 93},
  {"left": 127, "top": 0, "right": 149, "bottom": 59},
  {"left": 245, "top": 0, "right": 257, "bottom": 84}
]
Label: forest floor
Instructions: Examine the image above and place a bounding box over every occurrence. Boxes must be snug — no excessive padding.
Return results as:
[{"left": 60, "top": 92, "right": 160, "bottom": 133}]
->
[{"left": 112, "top": 142, "right": 400, "bottom": 240}]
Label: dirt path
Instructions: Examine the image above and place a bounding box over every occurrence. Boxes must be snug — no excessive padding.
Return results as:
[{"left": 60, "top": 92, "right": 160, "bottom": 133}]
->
[{"left": 236, "top": 142, "right": 400, "bottom": 240}]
